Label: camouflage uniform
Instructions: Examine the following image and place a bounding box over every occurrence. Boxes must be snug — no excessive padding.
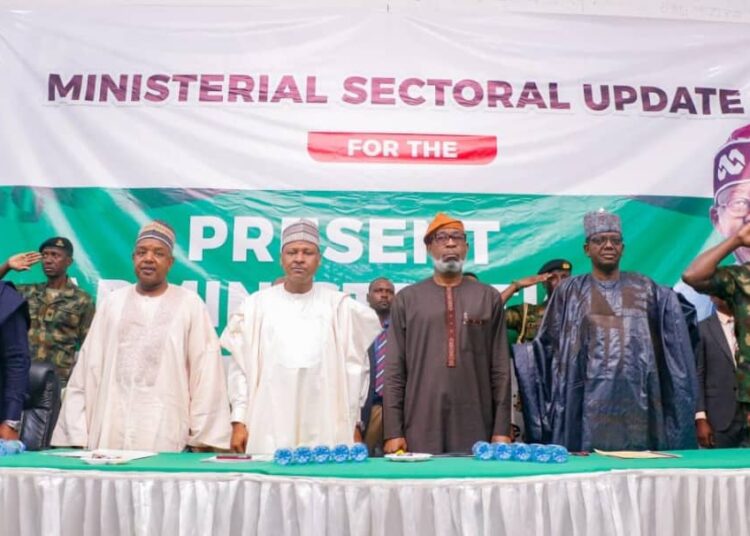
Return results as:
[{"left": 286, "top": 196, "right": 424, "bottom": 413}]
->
[
  {"left": 16, "top": 279, "right": 95, "bottom": 386},
  {"left": 505, "top": 302, "right": 546, "bottom": 343},
  {"left": 504, "top": 302, "right": 546, "bottom": 442},
  {"left": 707, "top": 265, "right": 750, "bottom": 402}
]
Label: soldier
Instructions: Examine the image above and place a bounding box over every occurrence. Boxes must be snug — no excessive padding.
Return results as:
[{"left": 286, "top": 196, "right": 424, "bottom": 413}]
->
[
  {"left": 0, "top": 237, "right": 95, "bottom": 386},
  {"left": 501, "top": 259, "right": 573, "bottom": 343},
  {"left": 500, "top": 258, "right": 572, "bottom": 441}
]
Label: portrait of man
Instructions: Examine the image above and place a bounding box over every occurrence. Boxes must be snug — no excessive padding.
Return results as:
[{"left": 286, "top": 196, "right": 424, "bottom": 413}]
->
[
  {"left": 678, "top": 123, "right": 750, "bottom": 320},
  {"left": 711, "top": 125, "right": 750, "bottom": 249}
]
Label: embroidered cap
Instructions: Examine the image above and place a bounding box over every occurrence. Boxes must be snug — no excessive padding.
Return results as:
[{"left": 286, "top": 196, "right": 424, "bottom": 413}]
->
[
  {"left": 583, "top": 209, "right": 621, "bottom": 239},
  {"left": 281, "top": 219, "right": 320, "bottom": 250},
  {"left": 136, "top": 220, "right": 176, "bottom": 251},
  {"left": 714, "top": 123, "right": 750, "bottom": 202}
]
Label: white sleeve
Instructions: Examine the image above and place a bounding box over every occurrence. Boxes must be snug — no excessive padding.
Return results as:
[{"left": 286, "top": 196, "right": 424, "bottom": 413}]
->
[
  {"left": 50, "top": 343, "right": 90, "bottom": 447},
  {"left": 220, "top": 304, "right": 254, "bottom": 424},
  {"left": 227, "top": 357, "right": 248, "bottom": 423},
  {"left": 339, "top": 297, "right": 381, "bottom": 427},
  {"left": 185, "top": 298, "right": 232, "bottom": 449}
]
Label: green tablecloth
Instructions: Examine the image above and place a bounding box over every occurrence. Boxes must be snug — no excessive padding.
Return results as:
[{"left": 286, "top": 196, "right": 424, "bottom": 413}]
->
[{"left": 1, "top": 449, "right": 749, "bottom": 479}]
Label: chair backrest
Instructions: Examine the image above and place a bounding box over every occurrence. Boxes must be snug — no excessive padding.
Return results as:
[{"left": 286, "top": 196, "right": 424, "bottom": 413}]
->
[{"left": 20, "top": 362, "right": 62, "bottom": 451}]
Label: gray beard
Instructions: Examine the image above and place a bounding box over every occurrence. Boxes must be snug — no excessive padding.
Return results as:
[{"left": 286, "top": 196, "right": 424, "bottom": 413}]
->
[{"left": 432, "top": 257, "right": 464, "bottom": 274}]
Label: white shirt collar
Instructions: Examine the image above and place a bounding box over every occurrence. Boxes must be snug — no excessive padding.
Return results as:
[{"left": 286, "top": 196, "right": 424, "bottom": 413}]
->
[{"left": 717, "top": 310, "right": 734, "bottom": 325}]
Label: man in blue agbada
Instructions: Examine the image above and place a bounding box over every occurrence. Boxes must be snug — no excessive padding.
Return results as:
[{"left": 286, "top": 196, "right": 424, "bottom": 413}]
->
[{"left": 513, "top": 210, "right": 698, "bottom": 451}]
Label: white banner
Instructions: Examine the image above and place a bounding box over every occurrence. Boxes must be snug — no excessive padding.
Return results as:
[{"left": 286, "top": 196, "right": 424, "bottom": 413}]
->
[{"left": 1, "top": 7, "right": 749, "bottom": 196}]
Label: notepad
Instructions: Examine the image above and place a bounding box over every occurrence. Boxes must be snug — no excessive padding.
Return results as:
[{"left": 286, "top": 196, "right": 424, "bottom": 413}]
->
[
  {"left": 203, "top": 454, "right": 273, "bottom": 463},
  {"left": 594, "top": 449, "right": 681, "bottom": 459}
]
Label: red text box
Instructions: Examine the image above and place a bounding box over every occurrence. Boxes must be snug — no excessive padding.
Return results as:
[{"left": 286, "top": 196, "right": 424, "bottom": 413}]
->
[{"left": 308, "top": 132, "right": 497, "bottom": 165}]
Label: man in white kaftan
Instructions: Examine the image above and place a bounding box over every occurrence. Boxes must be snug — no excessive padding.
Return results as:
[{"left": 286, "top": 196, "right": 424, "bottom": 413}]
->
[
  {"left": 222, "top": 219, "right": 381, "bottom": 454},
  {"left": 51, "top": 221, "right": 231, "bottom": 451}
]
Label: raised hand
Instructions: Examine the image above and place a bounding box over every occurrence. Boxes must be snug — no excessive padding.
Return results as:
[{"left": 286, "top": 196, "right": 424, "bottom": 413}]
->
[
  {"left": 514, "top": 273, "right": 552, "bottom": 289},
  {"left": 501, "top": 272, "right": 553, "bottom": 303},
  {"left": 8, "top": 251, "right": 42, "bottom": 271}
]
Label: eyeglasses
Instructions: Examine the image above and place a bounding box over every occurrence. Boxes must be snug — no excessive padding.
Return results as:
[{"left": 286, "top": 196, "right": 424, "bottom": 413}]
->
[
  {"left": 717, "top": 198, "right": 750, "bottom": 217},
  {"left": 431, "top": 232, "right": 467, "bottom": 245},
  {"left": 588, "top": 235, "right": 623, "bottom": 246}
]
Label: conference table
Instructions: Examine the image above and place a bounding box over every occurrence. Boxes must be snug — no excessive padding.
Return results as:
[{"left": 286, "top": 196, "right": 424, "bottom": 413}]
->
[{"left": 0, "top": 449, "right": 748, "bottom": 536}]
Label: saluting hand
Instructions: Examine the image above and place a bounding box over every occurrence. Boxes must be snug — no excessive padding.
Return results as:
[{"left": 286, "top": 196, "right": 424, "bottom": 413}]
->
[
  {"left": 513, "top": 273, "right": 552, "bottom": 290},
  {"left": 501, "top": 272, "right": 554, "bottom": 303},
  {"left": 8, "top": 251, "right": 42, "bottom": 271}
]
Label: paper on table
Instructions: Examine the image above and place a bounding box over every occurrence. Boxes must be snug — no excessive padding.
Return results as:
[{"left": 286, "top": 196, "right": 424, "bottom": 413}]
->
[
  {"left": 44, "top": 450, "right": 88, "bottom": 458},
  {"left": 85, "top": 449, "right": 158, "bottom": 462},
  {"left": 203, "top": 454, "right": 273, "bottom": 463},
  {"left": 594, "top": 449, "right": 681, "bottom": 459},
  {"left": 45, "top": 449, "right": 157, "bottom": 462}
]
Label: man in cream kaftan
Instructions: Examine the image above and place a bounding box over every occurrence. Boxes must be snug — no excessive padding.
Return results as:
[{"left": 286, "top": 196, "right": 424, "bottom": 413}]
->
[
  {"left": 222, "top": 284, "right": 380, "bottom": 453},
  {"left": 51, "top": 221, "right": 231, "bottom": 451},
  {"left": 222, "top": 219, "right": 381, "bottom": 453}
]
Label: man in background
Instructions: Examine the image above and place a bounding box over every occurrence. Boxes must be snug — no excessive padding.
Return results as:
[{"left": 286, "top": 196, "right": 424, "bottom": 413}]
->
[
  {"left": 502, "top": 259, "right": 573, "bottom": 343},
  {"left": 694, "top": 297, "right": 745, "bottom": 448},
  {"left": 0, "top": 238, "right": 94, "bottom": 386},
  {"left": 501, "top": 259, "right": 572, "bottom": 441},
  {"left": 683, "top": 219, "right": 750, "bottom": 448},
  {"left": 360, "top": 277, "right": 395, "bottom": 456}
]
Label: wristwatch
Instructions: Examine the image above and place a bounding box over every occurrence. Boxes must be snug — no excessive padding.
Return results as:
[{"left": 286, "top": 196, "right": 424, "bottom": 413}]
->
[{"left": 2, "top": 420, "right": 21, "bottom": 431}]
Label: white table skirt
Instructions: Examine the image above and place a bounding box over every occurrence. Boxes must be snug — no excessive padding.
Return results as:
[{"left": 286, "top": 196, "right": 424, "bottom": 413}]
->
[{"left": 1, "top": 467, "right": 749, "bottom": 536}]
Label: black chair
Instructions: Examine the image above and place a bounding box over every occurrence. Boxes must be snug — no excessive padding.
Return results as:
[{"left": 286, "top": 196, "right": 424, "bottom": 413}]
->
[{"left": 20, "top": 361, "right": 62, "bottom": 451}]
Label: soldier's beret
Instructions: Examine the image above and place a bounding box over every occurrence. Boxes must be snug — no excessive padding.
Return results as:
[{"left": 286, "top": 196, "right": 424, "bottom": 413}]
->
[
  {"left": 39, "top": 236, "right": 74, "bottom": 256},
  {"left": 537, "top": 259, "right": 572, "bottom": 275}
]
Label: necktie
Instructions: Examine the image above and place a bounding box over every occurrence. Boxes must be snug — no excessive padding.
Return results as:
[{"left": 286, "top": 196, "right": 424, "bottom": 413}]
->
[
  {"left": 728, "top": 319, "right": 739, "bottom": 367},
  {"left": 374, "top": 324, "right": 388, "bottom": 396}
]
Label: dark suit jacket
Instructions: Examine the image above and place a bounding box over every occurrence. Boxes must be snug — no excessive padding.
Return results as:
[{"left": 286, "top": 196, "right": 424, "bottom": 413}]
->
[
  {"left": 0, "top": 282, "right": 31, "bottom": 422},
  {"left": 360, "top": 341, "right": 378, "bottom": 432},
  {"left": 696, "top": 313, "right": 738, "bottom": 432}
]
